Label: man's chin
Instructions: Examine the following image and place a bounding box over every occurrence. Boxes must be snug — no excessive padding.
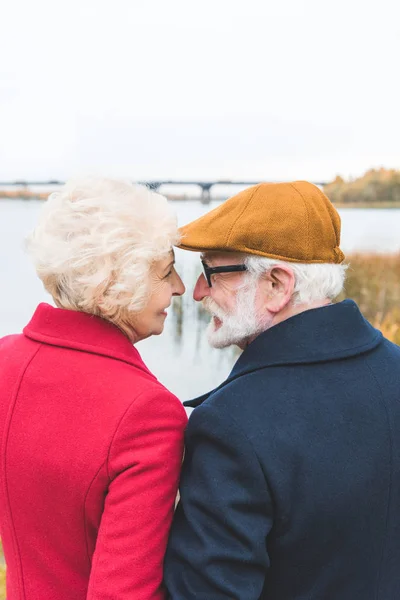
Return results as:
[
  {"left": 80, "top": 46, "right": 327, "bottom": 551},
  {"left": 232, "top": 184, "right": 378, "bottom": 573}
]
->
[
  {"left": 207, "top": 336, "right": 231, "bottom": 349},
  {"left": 206, "top": 322, "right": 243, "bottom": 349}
]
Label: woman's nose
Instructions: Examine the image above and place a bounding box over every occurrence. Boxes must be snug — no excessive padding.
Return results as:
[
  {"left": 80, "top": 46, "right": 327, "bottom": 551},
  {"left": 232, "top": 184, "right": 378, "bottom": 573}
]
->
[
  {"left": 193, "top": 273, "right": 210, "bottom": 302},
  {"left": 172, "top": 271, "right": 185, "bottom": 297}
]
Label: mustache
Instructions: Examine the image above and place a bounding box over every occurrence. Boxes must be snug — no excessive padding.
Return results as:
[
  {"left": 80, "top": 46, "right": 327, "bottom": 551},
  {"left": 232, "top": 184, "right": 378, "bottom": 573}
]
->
[{"left": 202, "top": 297, "right": 227, "bottom": 318}]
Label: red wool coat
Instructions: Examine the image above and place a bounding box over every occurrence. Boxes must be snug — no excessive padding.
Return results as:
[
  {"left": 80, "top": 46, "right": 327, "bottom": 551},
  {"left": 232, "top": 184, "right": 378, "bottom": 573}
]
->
[{"left": 0, "top": 303, "right": 187, "bottom": 600}]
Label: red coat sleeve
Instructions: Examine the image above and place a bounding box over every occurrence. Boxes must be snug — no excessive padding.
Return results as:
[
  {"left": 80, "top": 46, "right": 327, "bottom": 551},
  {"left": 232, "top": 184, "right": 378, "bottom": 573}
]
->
[{"left": 87, "top": 387, "right": 187, "bottom": 600}]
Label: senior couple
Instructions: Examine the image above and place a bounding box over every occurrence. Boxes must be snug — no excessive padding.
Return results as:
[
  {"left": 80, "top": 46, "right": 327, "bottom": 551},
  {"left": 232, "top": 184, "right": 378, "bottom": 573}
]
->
[{"left": 1, "top": 178, "right": 400, "bottom": 600}]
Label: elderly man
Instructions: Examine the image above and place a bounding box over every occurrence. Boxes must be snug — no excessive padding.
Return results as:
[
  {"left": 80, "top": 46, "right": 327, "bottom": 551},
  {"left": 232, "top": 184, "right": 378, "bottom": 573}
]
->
[{"left": 164, "top": 181, "right": 400, "bottom": 600}]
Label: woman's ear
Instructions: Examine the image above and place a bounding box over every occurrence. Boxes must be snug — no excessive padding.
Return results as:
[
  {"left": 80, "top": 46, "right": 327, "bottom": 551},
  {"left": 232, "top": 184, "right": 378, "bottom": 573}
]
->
[{"left": 259, "top": 266, "right": 295, "bottom": 314}]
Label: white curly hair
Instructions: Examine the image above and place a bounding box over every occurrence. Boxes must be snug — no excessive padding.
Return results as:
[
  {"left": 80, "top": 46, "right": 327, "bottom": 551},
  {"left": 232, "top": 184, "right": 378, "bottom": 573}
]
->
[{"left": 26, "top": 177, "right": 180, "bottom": 325}]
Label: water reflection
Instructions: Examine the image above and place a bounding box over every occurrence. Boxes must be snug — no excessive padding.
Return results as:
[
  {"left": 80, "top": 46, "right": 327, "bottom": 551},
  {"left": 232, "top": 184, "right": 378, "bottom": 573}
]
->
[{"left": 170, "top": 259, "right": 211, "bottom": 346}]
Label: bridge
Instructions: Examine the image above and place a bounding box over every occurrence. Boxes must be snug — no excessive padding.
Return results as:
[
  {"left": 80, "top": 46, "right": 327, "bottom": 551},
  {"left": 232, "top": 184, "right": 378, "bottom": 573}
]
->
[{"left": 0, "top": 180, "right": 328, "bottom": 204}]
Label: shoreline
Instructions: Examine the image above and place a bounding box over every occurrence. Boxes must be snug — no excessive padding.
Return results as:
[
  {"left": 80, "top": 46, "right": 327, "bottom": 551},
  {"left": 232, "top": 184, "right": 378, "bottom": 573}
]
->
[{"left": 1, "top": 192, "right": 400, "bottom": 209}]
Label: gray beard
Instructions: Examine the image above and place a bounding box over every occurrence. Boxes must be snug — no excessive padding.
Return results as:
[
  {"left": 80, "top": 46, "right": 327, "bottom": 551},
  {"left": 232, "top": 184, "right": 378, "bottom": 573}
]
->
[{"left": 203, "top": 283, "right": 271, "bottom": 349}]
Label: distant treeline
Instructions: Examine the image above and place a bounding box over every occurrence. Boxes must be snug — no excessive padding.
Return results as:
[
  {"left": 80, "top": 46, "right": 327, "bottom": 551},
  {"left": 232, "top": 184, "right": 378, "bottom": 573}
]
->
[
  {"left": 0, "top": 189, "right": 48, "bottom": 200},
  {"left": 323, "top": 168, "right": 400, "bottom": 205}
]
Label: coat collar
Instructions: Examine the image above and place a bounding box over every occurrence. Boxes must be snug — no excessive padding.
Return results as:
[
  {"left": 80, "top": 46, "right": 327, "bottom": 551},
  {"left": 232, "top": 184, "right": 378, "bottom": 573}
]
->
[
  {"left": 23, "top": 303, "right": 155, "bottom": 377},
  {"left": 185, "top": 300, "right": 382, "bottom": 408}
]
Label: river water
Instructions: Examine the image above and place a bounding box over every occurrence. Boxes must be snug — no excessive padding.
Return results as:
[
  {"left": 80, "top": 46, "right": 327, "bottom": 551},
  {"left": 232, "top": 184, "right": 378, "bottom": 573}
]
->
[{"left": 1, "top": 198, "right": 400, "bottom": 400}]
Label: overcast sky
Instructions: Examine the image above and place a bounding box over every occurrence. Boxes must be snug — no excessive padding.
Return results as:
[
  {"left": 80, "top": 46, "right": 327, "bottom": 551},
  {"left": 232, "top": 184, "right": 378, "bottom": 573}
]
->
[{"left": 1, "top": 0, "right": 399, "bottom": 182}]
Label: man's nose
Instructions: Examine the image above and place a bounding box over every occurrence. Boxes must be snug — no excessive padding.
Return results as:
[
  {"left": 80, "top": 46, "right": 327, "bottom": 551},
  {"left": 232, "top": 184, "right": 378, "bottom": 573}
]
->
[{"left": 193, "top": 273, "right": 210, "bottom": 301}]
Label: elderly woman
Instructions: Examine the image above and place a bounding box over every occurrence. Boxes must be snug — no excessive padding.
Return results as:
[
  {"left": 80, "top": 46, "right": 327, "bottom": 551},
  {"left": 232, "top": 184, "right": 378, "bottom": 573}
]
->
[{"left": 0, "top": 178, "right": 187, "bottom": 600}]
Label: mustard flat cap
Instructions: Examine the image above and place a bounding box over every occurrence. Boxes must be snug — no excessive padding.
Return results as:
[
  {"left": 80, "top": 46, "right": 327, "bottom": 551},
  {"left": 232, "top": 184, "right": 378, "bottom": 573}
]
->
[{"left": 178, "top": 181, "right": 345, "bottom": 263}]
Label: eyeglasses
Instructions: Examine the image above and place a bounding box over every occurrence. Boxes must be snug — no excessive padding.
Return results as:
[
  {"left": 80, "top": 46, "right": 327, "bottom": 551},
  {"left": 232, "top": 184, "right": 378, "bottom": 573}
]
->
[{"left": 201, "top": 260, "right": 248, "bottom": 287}]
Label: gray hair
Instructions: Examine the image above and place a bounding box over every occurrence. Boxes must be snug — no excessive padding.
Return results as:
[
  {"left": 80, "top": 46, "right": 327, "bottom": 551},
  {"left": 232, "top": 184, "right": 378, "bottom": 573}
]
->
[
  {"left": 26, "top": 177, "right": 180, "bottom": 323},
  {"left": 245, "top": 255, "right": 347, "bottom": 305}
]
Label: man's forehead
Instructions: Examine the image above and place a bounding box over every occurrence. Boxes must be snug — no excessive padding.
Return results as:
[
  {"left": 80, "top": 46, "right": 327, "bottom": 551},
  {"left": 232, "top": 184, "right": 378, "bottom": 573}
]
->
[{"left": 201, "top": 251, "right": 247, "bottom": 266}]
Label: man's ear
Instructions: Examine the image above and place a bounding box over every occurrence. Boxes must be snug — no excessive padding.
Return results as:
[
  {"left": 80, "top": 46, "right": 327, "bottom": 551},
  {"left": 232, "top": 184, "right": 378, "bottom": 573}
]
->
[{"left": 259, "top": 266, "right": 295, "bottom": 314}]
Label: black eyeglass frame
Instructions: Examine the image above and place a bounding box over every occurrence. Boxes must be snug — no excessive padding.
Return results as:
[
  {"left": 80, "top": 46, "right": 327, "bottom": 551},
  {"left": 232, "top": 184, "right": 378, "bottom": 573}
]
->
[{"left": 201, "top": 260, "right": 248, "bottom": 287}]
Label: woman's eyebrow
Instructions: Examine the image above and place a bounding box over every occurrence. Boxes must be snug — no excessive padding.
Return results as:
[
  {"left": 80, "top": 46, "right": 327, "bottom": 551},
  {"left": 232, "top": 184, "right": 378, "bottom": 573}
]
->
[{"left": 164, "top": 259, "right": 175, "bottom": 271}]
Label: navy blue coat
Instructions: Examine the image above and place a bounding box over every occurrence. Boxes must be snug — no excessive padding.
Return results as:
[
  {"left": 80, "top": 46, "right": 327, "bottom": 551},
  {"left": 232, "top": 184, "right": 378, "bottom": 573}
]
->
[{"left": 165, "top": 300, "right": 400, "bottom": 599}]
